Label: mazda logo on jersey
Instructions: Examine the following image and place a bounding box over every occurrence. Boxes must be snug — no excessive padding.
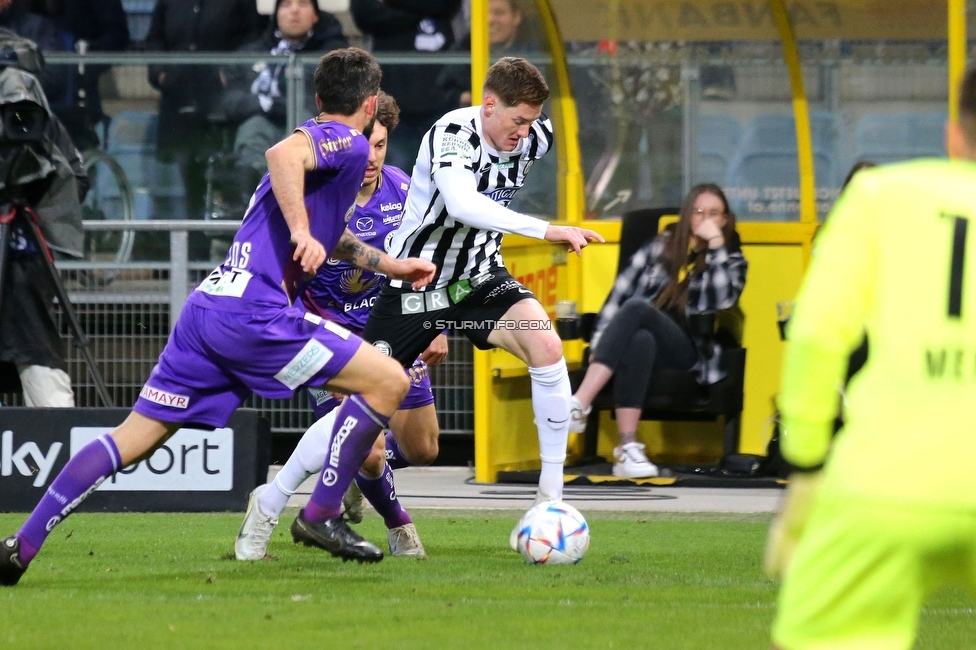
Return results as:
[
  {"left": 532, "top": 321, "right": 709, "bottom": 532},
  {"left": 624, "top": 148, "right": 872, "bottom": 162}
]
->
[{"left": 356, "top": 217, "right": 373, "bottom": 231}]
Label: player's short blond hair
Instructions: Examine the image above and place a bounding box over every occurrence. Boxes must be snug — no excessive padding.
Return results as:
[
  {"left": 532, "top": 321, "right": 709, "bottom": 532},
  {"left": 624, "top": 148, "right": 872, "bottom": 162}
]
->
[{"left": 484, "top": 57, "right": 549, "bottom": 108}]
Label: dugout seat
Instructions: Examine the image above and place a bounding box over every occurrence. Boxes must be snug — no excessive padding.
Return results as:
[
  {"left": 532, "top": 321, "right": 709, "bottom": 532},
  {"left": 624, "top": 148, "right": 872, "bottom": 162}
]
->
[{"left": 568, "top": 207, "right": 747, "bottom": 466}]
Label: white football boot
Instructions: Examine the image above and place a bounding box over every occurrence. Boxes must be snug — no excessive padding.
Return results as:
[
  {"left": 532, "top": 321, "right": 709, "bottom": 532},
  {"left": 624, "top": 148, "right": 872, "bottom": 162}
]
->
[
  {"left": 388, "top": 523, "right": 427, "bottom": 558},
  {"left": 235, "top": 485, "right": 279, "bottom": 560},
  {"left": 342, "top": 481, "right": 367, "bottom": 524}
]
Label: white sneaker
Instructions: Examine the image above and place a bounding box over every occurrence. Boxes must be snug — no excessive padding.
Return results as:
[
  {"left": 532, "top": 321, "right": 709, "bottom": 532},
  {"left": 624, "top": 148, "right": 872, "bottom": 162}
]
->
[
  {"left": 235, "top": 485, "right": 279, "bottom": 560},
  {"left": 388, "top": 523, "right": 426, "bottom": 557},
  {"left": 612, "top": 442, "right": 659, "bottom": 478},
  {"left": 342, "top": 481, "right": 366, "bottom": 524},
  {"left": 569, "top": 396, "right": 591, "bottom": 434}
]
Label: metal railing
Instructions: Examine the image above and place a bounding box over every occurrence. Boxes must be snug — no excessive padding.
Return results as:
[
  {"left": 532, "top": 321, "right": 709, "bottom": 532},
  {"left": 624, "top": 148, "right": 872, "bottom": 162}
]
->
[{"left": 3, "top": 220, "right": 475, "bottom": 437}]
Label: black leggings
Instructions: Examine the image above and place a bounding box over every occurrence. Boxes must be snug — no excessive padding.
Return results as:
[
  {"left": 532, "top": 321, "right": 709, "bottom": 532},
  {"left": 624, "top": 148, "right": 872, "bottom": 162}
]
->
[{"left": 591, "top": 298, "right": 698, "bottom": 409}]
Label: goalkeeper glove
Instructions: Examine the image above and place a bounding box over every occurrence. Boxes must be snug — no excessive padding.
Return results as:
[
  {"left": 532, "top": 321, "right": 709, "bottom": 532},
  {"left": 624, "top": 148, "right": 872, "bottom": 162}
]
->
[{"left": 764, "top": 470, "right": 823, "bottom": 580}]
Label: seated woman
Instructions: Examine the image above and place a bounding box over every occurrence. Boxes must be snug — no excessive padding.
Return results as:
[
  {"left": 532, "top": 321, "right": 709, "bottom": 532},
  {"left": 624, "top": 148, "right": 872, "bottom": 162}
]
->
[{"left": 570, "top": 183, "right": 748, "bottom": 478}]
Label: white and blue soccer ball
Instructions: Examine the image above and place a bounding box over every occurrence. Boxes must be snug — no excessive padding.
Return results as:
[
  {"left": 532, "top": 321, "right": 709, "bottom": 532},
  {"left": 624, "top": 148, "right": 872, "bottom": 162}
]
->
[{"left": 516, "top": 501, "right": 590, "bottom": 565}]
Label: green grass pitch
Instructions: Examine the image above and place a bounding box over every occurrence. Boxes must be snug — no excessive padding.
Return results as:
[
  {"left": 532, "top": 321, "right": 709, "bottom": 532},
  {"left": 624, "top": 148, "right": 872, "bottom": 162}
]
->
[{"left": 0, "top": 511, "right": 974, "bottom": 649}]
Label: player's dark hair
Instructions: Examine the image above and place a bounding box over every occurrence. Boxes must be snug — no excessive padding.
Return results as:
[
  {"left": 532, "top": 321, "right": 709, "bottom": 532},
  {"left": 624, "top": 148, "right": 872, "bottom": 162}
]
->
[
  {"left": 655, "top": 183, "right": 738, "bottom": 320},
  {"left": 959, "top": 66, "right": 976, "bottom": 144},
  {"left": 375, "top": 91, "right": 400, "bottom": 133},
  {"left": 313, "top": 47, "right": 382, "bottom": 116},
  {"left": 483, "top": 57, "right": 549, "bottom": 107}
]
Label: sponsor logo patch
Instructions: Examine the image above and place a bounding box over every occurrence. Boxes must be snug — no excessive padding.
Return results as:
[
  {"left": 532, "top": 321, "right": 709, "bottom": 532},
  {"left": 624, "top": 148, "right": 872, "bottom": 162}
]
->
[
  {"left": 328, "top": 416, "right": 358, "bottom": 468},
  {"left": 355, "top": 217, "right": 373, "bottom": 231},
  {"left": 274, "top": 340, "right": 334, "bottom": 390},
  {"left": 139, "top": 385, "right": 190, "bottom": 409},
  {"left": 486, "top": 187, "right": 519, "bottom": 203},
  {"left": 439, "top": 133, "right": 474, "bottom": 161}
]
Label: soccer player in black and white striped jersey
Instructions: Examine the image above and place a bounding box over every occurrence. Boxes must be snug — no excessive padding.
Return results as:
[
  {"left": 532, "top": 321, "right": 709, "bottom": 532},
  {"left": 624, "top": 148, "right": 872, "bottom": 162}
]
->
[{"left": 363, "top": 58, "right": 603, "bottom": 548}]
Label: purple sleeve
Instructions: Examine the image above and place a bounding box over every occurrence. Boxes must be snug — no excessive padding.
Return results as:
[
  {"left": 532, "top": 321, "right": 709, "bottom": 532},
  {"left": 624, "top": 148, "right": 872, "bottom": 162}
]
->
[{"left": 297, "top": 125, "right": 362, "bottom": 172}]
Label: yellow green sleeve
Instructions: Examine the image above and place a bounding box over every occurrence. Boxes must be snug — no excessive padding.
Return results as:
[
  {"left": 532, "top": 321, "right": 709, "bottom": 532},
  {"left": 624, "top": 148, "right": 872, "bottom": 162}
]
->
[{"left": 779, "top": 177, "right": 880, "bottom": 469}]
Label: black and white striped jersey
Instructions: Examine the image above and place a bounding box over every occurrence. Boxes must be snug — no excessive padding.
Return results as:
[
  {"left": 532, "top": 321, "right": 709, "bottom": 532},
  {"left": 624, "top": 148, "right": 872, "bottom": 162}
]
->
[{"left": 388, "top": 105, "right": 554, "bottom": 290}]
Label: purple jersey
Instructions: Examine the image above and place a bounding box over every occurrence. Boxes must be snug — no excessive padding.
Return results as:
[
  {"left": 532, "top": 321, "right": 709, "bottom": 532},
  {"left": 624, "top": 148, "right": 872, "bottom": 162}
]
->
[
  {"left": 187, "top": 118, "right": 369, "bottom": 313},
  {"left": 302, "top": 165, "right": 410, "bottom": 331}
]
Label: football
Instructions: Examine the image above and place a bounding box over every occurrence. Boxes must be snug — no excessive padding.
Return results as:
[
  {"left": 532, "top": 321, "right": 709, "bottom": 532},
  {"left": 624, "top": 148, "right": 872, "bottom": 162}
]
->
[{"left": 516, "top": 500, "right": 590, "bottom": 565}]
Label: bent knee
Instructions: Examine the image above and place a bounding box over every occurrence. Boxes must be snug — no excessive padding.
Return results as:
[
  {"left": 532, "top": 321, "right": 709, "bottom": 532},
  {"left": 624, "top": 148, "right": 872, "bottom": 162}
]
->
[
  {"left": 529, "top": 331, "right": 564, "bottom": 367},
  {"left": 360, "top": 445, "right": 386, "bottom": 478},
  {"left": 406, "top": 438, "right": 438, "bottom": 466},
  {"left": 362, "top": 360, "right": 411, "bottom": 407}
]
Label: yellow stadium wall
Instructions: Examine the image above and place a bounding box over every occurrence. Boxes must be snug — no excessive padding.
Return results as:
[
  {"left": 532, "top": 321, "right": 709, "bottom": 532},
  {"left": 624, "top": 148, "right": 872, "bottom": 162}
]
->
[{"left": 474, "top": 222, "right": 815, "bottom": 482}]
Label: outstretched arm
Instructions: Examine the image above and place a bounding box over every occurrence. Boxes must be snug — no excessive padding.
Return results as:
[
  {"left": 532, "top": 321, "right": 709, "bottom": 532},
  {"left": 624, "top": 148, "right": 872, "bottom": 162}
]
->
[
  {"left": 333, "top": 229, "right": 436, "bottom": 290},
  {"left": 433, "top": 167, "right": 604, "bottom": 253},
  {"left": 266, "top": 132, "right": 322, "bottom": 273}
]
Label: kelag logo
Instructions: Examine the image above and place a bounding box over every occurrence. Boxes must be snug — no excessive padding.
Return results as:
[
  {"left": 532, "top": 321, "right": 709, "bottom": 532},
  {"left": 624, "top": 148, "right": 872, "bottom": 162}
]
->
[{"left": 71, "top": 427, "right": 234, "bottom": 491}]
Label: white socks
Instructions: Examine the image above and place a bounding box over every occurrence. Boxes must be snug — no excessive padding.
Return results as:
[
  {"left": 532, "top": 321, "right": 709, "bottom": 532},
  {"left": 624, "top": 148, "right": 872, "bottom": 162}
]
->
[
  {"left": 258, "top": 409, "right": 337, "bottom": 518},
  {"left": 528, "top": 357, "right": 571, "bottom": 502}
]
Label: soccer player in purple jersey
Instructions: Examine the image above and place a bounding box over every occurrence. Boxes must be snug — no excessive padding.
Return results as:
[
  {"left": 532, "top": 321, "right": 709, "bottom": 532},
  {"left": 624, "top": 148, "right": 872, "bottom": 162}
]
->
[
  {"left": 0, "top": 48, "right": 437, "bottom": 586},
  {"left": 236, "top": 92, "right": 444, "bottom": 560}
]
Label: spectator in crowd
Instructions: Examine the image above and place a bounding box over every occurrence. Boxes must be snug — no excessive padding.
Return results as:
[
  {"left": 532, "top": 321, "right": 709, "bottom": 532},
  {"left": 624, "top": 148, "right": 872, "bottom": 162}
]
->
[
  {"left": 568, "top": 183, "right": 747, "bottom": 478},
  {"left": 438, "top": 0, "right": 536, "bottom": 109},
  {"left": 350, "top": 0, "right": 463, "bottom": 171},
  {"left": 51, "top": 0, "right": 130, "bottom": 151},
  {"left": 0, "top": 0, "right": 71, "bottom": 131},
  {"left": 144, "top": 0, "right": 263, "bottom": 239},
  {"left": 0, "top": 0, "right": 60, "bottom": 50},
  {"left": 222, "top": 0, "right": 347, "bottom": 192}
]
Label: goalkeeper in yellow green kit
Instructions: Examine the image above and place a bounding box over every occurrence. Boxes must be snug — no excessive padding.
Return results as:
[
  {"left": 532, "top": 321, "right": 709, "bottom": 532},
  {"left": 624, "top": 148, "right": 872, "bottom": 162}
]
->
[{"left": 766, "top": 65, "right": 976, "bottom": 650}]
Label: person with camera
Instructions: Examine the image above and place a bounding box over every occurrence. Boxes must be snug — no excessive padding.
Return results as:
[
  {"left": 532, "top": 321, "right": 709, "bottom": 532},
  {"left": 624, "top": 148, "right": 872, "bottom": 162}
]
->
[{"left": 0, "top": 30, "right": 88, "bottom": 407}]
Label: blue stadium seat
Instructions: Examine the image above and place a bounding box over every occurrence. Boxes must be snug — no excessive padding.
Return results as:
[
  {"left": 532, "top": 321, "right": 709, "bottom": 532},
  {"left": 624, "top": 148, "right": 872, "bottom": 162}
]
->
[
  {"left": 694, "top": 114, "right": 741, "bottom": 186},
  {"left": 725, "top": 112, "right": 842, "bottom": 221},
  {"left": 852, "top": 112, "right": 947, "bottom": 165},
  {"left": 103, "top": 111, "right": 186, "bottom": 220}
]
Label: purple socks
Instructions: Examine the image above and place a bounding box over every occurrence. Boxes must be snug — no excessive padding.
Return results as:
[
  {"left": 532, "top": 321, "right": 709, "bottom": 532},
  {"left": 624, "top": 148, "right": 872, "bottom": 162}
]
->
[
  {"left": 304, "top": 395, "right": 390, "bottom": 523},
  {"left": 356, "top": 463, "right": 412, "bottom": 529},
  {"left": 16, "top": 435, "right": 121, "bottom": 564},
  {"left": 384, "top": 431, "right": 411, "bottom": 470}
]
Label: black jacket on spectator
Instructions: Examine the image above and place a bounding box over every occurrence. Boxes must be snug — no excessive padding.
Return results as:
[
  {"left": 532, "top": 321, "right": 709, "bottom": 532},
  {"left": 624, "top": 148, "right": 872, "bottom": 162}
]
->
[
  {"left": 221, "top": 10, "right": 347, "bottom": 128},
  {"left": 0, "top": 1, "right": 69, "bottom": 124},
  {"left": 0, "top": 1, "right": 61, "bottom": 51},
  {"left": 351, "top": 0, "right": 460, "bottom": 124},
  {"left": 54, "top": 0, "right": 130, "bottom": 150},
  {"left": 145, "top": 0, "right": 263, "bottom": 154}
]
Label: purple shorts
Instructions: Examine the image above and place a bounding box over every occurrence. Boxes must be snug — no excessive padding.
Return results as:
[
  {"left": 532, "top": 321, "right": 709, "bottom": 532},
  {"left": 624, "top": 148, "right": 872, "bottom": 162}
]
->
[
  {"left": 307, "top": 357, "right": 433, "bottom": 421},
  {"left": 134, "top": 304, "right": 362, "bottom": 428}
]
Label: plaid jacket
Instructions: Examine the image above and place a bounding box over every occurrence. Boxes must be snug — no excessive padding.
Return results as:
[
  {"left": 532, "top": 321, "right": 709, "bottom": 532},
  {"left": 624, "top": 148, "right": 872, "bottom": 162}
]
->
[{"left": 590, "top": 229, "right": 748, "bottom": 385}]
